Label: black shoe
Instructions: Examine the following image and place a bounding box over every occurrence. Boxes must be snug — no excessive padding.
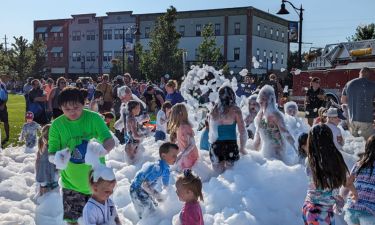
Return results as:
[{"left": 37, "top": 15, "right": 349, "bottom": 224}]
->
[{"left": 1, "top": 138, "right": 9, "bottom": 146}]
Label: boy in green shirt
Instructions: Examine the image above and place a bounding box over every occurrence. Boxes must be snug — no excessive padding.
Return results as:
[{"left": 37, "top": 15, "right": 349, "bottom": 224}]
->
[{"left": 48, "top": 87, "right": 115, "bottom": 225}]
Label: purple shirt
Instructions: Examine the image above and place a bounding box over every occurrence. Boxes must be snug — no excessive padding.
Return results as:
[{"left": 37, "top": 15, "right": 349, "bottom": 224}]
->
[{"left": 180, "top": 201, "right": 204, "bottom": 225}]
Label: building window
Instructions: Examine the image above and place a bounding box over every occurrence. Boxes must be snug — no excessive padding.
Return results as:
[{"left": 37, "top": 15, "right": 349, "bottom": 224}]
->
[
  {"left": 114, "top": 29, "right": 123, "bottom": 40},
  {"left": 263, "top": 50, "right": 267, "bottom": 61},
  {"left": 196, "top": 24, "right": 201, "bottom": 36},
  {"left": 86, "top": 31, "right": 95, "bottom": 40},
  {"left": 215, "top": 24, "right": 221, "bottom": 36},
  {"left": 53, "top": 33, "right": 58, "bottom": 41},
  {"left": 234, "top": 23, "right": 240, "bottom": 35},
  {"left": 281, "top": 31, "right": 285, "bottom": 41},
  {"left": 86, "top": 52, "right": 96, "bottom": 62},
  {"left": 234, "top": 48, "right": 240, "bottom": 60},
  {"left": 257, "top": 24, "right": 260, "bottom": 35},
  {"left": 256, "top": 48, "right": 260, "bottom": 60},
  {"left": 264, "top": 26, "right": 267, "bottom": 38},
  {"left": 103, "top": 29, "right": 112, "bottom": 40},
  {"left": 195, "top": 48, "right": 199, "bottom": 60},
  {"left": 276, "top": 30, "right": 279, "bottom": 39},
  {"left": 145, "top": 27, "right": 150, "bottom": 38},
  {"left": 276, "top": 52, "right": 278, "bottom": 63},
  {"left": 72, "top": 52, "right": 81, "bottom": 62},
  {"left": 179, "top": 25, "right": 185, "bottom": 37},
  {"left": 114, "top": 51, "right": 122, "bottom": 59},
  {"left": 281, "top": 53, "right": 284, "bottom": 64},
  {"left": 103, "top": 51, "right": 112, "bottom": 62},
  {"left": 270, "top": 28, "right": 273, "bottom": 39},
  {"left": 72, "top": 31, "right": 81, "bottom": 41}
]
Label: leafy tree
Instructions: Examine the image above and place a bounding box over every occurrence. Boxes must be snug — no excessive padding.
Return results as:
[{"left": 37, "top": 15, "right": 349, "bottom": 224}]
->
[
  {"left": 287, "top": 51, "right": 309, "bottom": 71},
  {"left": 197, "top": 24, "right": 223, "bottom": 67},
  {"left": 348, "top": 23, "right": 375, "bottom": 41},
  {"left": 110, "top": 58, "right": 123, "bottom": 78},
  {"left": 7, "top": 36, "right": 34, "bottom": 80},
  {"left": 30, "top": 38, "right": 47, "bottom": 78},
  {"left": 137, "top": 6, "right": 183, "bottom": 81},
  {"left": 0, "top": 44, "right": 9, "bottom": 74}
]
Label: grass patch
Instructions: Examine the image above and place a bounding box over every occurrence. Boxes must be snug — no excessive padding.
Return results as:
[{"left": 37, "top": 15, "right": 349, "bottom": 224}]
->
[{"left": 1, "top": 94, "right": 25, "bottom": 148}]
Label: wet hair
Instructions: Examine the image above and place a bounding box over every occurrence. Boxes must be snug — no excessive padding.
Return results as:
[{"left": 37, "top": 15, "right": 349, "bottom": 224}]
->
[
  {"left": 307, "top": 124, "right": 348, "bottom": 189},
  {"left": 176, "top": 169, "right": 204, "bottom": 201},
  {"left": 256, "top": 85, "right": 279, "bottom": 119},
  {"left": 126, "top": 100, "right": 140, "bottom": 116},
  {"left": 166, "top": 80, "right": 178, "bottom": 90},
  {"left": 88, "top": 169, "right": 116, "bottom": 186},
  {"left": 356, "top": 135, "right": 375, "bottom": 177},
  {"left": 159, "top": 142, "right": 179, "bottom": 158},
  {"left": 117, "top": 85, "right": 132, "bottom": 98},
  {"left": 162, "top": 101, "right": 172, "bottom": 112},
  {"left": 58, "top": 87, "right": 85, "bottom": 107},
  {"left": 284, "top": 101, "right": 298, "bottom": 116},
  {"left": 168, "top": 103, "right": 190, "bottom": 142},
  {"left": 298, "top": 133, "right": 308, "bottom": 159},
  {"left": 212, "top": 86, "right": 236, "bottom": 117}
]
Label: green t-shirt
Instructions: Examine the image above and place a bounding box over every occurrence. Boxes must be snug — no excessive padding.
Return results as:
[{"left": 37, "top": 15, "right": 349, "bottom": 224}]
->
[{"left": 48, "top": 109, "right": 112, "bottom": 194}]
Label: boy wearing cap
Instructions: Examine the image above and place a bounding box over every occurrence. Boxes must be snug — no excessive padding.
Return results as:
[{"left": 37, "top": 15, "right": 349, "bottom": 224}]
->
[
  {"left": 20, "top": 111, "right": 41, "bottom": 152},
  {"left": 325, "top": 107, "right": 344, "bottom": 150}
]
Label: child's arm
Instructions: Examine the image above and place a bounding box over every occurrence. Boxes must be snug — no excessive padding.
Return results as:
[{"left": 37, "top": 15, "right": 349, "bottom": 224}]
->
[
  {"left": 340, "top": 173, "right": 358, "bottom": 202},
  {"left": 82, "top": 203, "right": 99, "bottom": 225},
  {"left": 176, "top": 125, "right": 196, "bottom": 160},
  {"left": 128, "top": 118, "right": 145, "bottom": 140}
]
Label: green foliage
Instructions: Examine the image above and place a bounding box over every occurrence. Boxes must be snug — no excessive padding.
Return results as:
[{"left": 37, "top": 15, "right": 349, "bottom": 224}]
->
[
  {"left": 348, "top": 23, "right": 375, "bottom": 41},
  {"left": 287, "top": 51, "right": 309, "bottom": 71},
  {"left": 30, "top": 38, "right": 47, "bottom": 78},
  {"left": 7, "top": 36, "right": 35, "bottom": 80},
  {"left": 197, "top": 24, "right": 223, "bottom": 68},
  {"left": 137, "top": 6, "right": 183, "bottom": 82}
]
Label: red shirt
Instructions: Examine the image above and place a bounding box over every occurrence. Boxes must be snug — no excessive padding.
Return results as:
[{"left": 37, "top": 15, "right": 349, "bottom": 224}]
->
[{"left": 180, "top": 201, "right": 204, "bottom": 225}]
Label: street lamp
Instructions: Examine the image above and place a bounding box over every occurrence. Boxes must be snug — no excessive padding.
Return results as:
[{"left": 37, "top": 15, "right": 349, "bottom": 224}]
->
[{"left": 277, "top": 0, "right": 304, "bottom": 68}]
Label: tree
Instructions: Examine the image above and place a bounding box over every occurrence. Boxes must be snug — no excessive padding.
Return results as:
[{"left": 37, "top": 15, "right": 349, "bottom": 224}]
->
[
  {"left": 30, "top": 38, "right": 47, "bottom": 78},
  {"left": 197, "top": 24, "right": 223, "bottom": 67},
  {"left": 7, "top": 36, "right": 34, "bottom": 80},
  {"left": 348, "top": 23, "right": 375, "bottom": 41},
  {"left": 137, "top": 6, "right": 183, "bottom": 81},
  {"left": 287, "top": 51, "right": 309, "bottom": 71}
]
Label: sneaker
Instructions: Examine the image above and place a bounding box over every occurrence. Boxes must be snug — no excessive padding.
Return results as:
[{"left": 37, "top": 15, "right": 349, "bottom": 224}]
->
[{"left": 1, "top": 138, "right": 9, "bottom": 146}]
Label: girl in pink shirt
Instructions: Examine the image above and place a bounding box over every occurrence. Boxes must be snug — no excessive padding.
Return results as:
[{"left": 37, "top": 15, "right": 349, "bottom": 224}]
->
[
  {"left": 176, "top": 169, "right": 204, "bottom": 225},
  {"left": 168, "top": 103, "right": 199, "bottom": 170}
]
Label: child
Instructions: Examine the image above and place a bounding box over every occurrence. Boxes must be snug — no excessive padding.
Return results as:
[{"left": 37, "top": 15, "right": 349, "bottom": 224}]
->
[
  {"left": 302, "top": 124, "right": 356, "bottom": 225},
  {"left": 102, "top": 112, "right": 115, "bottom": 129},
  {"left": 83, "top": 167, "right": 121, "bottom": 225},
  {"left": 325, "top": 108, "right": 344, "bottom": 151},
  {"left": 20, "top": 111, "right": 41, "bottom": 152},
  {"left": 125, "top": 100, "right": 146, "bottom": 161},
  {"left": 89, "top": 90, "right": 103, "bottom": 113},
  {"left": 130, "top": 142, "right": 179, "bottom": 219},
  {"left": 342, "top": 135, "right": 375, "bottom": 225},
  {"left": 313, "top": 107, "right": 327, "bottom": 125},
  {"left": 35, "top": 124, "right": 58, "bottom": 197},
  {"left": 297, "top": 133, "right": 308, "bottom": 164},
  {"left": 175, "top": 169, "right": 204, "bottom": 225},
  {"left": 48, "top": 87, "right": 115, "bottom": 225},
  {"left": 199, "top": 119, "right": 210, "bottom": 151},
  {"left": 284, "top": 101, "right": 310, "bottom": 147},
  {"left": 168, "top": 103, "right": 199, "bottom": 171},
  {"left": 244, "top": 94, "right": 259, "bottom": 139},
  {"left": 155, "top": 101, "right": 172, "bottom": 141}
]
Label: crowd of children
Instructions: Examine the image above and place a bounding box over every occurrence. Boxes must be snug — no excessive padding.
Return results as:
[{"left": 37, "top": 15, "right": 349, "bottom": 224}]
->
[{"left": 7, "top": 71, "right": 374, "bottom": 225}]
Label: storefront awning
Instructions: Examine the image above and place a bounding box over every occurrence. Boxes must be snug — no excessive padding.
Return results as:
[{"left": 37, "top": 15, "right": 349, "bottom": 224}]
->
[
  {"left": 35, "top": 27, "right": 47, "bottom": 33},
  {"left": 50, "top": 26, "right": 63, "bottom": 32}
]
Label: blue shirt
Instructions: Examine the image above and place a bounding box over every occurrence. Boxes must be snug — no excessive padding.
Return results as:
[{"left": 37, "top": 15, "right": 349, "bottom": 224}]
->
[
  {"left": 130, "top": 159, "right": 170, "bottom": 190},
  {"left": 217, "top": 123, "right": 237, "bottom": 141},
  {"left": 166, "top": 91, "right": 185, "bottom": 105}
]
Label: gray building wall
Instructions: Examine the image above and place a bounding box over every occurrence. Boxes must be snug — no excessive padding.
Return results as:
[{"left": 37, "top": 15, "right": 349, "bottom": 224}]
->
[{"left": 68, "top": 14, "right": 100, "bottom": 74}]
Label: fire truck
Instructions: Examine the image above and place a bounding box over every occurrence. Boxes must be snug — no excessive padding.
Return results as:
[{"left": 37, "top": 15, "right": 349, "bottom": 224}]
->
[{"left": 291, "top": 39, "right": 375, "bottom": 108}]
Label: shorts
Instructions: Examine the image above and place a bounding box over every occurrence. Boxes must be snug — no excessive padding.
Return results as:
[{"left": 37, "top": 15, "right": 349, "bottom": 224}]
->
[
  {"left": 209, "top": 140, "right": 239, "bottom": 165},
  {"left": 0, "top": 104, "right": 8, "bottom": 123},
  {"left": 302, "top": 202, "right": 334, "bottom": 225},
  {"left": 62, "top": 188, "right": 90, "bottom": 222},
  {"left": 154, "top": 130, "right": 166, "bottom": 141},
  {"left": 130, "top": 187, "right": 157, "bottom": 219},
  {"left": 344, "top": 208, "right": 374, "bottom": 225}
]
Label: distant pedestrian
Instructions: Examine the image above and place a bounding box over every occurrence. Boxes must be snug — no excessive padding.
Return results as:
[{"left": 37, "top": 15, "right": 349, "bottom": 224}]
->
[{"left": 304, "top": 77, "right": 325, "bottom": 126}]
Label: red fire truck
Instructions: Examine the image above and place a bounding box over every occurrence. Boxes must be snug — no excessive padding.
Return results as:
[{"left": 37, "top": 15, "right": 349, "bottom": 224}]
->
[{"left": 291, "top": 39, "right": 375, "bottom": 108}]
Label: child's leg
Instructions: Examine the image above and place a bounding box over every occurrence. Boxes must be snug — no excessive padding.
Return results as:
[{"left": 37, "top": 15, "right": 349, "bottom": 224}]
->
[{"left": 130, "top": 188, "right": 156, "bottom": 219}]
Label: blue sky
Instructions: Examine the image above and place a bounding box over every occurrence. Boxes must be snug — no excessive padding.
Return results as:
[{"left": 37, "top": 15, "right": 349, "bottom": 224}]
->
[{"left": 1, "top": 0, "right": 374, "bottom": 52}]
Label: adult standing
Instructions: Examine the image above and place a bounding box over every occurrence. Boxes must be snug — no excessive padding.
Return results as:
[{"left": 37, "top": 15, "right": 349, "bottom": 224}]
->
[
  {"left": 0, "top": 78, "right": 9, "bottom": 146},
  {"left": 341, "top": 67, "right": 375, "bottom": 140},
  {"left": 96, "top": 74, "right": 113, "bottom": 113},
  {"left": 48, "top": 77, "right": 67, "bottom": 119},
  {"left": 208, "top": 86, "right": 247, "bottom": 173},
  {"left": 28, "top": 79, "right": 48, "bottom": 125},
  {"left": 165, "top": 80, "right": 184, "bottom": 105},
  {"left": 23, "top": 77, "right": 33, "bottom": 111},
  {"left": 143, "top": 85, "right": 165, "bottom": 113},
  {"left": 236, "top": 75, "right": 257, "bottom": 97},
  {"left": 112, "top": 76, "right": 125, "bottom": 120},
  {"left": 124, "top": 73, "right": 132, "bottom": 87},
  {"left": 304, "top": 77, "right": 326, "bottom": 126}
]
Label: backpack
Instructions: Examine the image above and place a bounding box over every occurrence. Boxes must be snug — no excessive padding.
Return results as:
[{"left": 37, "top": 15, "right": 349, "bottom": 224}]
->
[{"left": 0, "top": 83, "right": 8, "bottom": 102}]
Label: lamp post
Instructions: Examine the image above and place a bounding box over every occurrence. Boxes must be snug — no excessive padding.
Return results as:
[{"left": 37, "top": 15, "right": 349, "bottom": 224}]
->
[{"left": 277, "top": 0, "right": 304, "bottom": 68}]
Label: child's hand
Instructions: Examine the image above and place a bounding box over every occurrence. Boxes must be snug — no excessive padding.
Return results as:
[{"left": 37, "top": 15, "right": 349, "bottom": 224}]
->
[{"left": 54, "top": 148, "right": 71, "bottom": 170}]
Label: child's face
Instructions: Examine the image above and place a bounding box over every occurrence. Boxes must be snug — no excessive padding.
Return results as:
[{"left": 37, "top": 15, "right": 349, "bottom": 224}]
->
[
  {"left": 132, "top": 104, "right": 141, "bottom": 116},
  {"left": 166, "top": 108, "right": 172, "bottom": 116},
  {"left": 287, "top": 107, "right": 297, "bottom": 117},
  {"left": 162, "top": 148, "right": 178, "bottom": 165},
  {"left": 61, "top": 102, "right": 84, "bottom": 121},
  {"left": 26, "top": 118, "right": 33, "bottom": 123},
  {"left": 92, "top": 181, "right": 116, "bottom": 203},
  {"left": 248, "top": 101, "right": 258, "bottom": 113},
  {"left": 176, "top": 183, "right": 195, "bottom": 202}
]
